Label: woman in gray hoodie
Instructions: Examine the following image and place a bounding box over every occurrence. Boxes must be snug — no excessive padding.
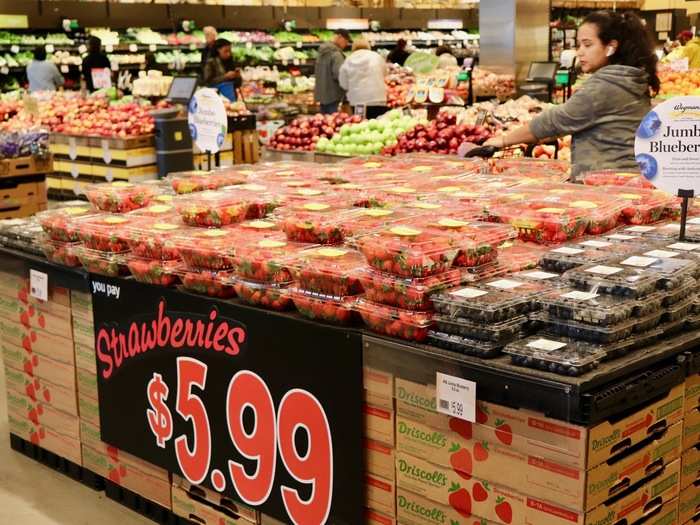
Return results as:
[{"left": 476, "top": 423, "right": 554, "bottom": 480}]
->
[{"left": 485, "top": 11, "right": 659, "bottom": 181}]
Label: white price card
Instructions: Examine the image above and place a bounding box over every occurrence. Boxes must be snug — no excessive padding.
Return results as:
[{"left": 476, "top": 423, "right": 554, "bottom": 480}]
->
[
  {"left": 607, "top": 234, "right": 639, "bottom": 241},
  {"left": 579, "top": 240, "right": 612, "bottom": 248},
  {"left": 10, "top": 45, "right": 19, "bottom": 54},
  {"left": 29, "top": 269, "right": 48, "bottom": 302},
  {"left": 149, "top": 44, "right": 157, "bottom": 52},
  {"left": 662, "top": 224, "right": 681, "bottom": 232},
  {"left": 668, "top": 242, "right": 699, "bottom": 251},
  {"left": 645, "top": 249, "right": 679, "bottom": 259},
  {"left": 522, "top": 271, "right": 558, "bottom": 280},
  {"left": 585, "top": 265, "right": 623, "bottom": 276},
  {"left": 626, "top": 226, "right": 656, "bottom": 233},
  {"left": 129, "top": 44, "right": 138, "bottom": 53},
  {"left": 621, "top": 256, "right": 657, "bottom": 268},
  {"left": 60, "top": 65, "right": 69, "bottom": 74},
  {"left": 450, "top": 287, "right": 487, "bottom": 299},
  {"left": 527, "top": 338, "right": 567, "bottom": 352},
  {"left": 487, "top": 279, "right": 523, "bottom": 290},
  {"left": 106, "top": 44, "right": 114, "bottom": 53},
  {"left": 561, "top": 290, "right": 598, "bottom": 301},
  {"left": 552, "top": 247, "right": 584, "bottom": 255},
  {"left": 45, "top": 44, "right": 54, "bottom": 53},
  {"left": 78, "top": 44, "right": 87, "bottom": 54},
  {"left": 0, "top": 67, "right": 8, "bottom": 75},
  {"left": 436, "top": 372, "right": 476, "bottom": 422},
  {"left": 296, "top": 41, "right": 303, "bottom": 49}
]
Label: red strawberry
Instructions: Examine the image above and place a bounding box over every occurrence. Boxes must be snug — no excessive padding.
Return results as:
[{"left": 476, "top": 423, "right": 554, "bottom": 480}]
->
[
  {"left": 37, "top": 314, "right": 45, "bottom": 329},
  {"left": 495, "top": 497, "right": 513, "bottom": 524},
  {"left": 30, "top": 331, "right": 36, "bottom": 343},
  {"left": 473, "top": 481, "right": 489, "bottom": 502},
  {"left": 449, "top": 443, "right": 472, "bottom": 479},
  {"left": 19, "top": 310, "right": 29, "bottom": 327},
  {"left": 447, "top": 483, "right": 472, "bottom": 517},
  {"left": 476, "top": 406, "right": 488, "bottom": 424},
  {"left": 18, "top": 287, "right": 28, "bottom": 304},
  {"left": 495, "top": 419, "right": 513, "bottom": 446},
  {"left": 107, "top": 446, "right": 119, "bottom": 462},
  {"left": 449, "top": 418, "right": 473, "bottom": 440},
  {"left": 43, "top": 388, "right": 51, "bottom": 403},
  {"left": 28, "top": 305, "right": 35, "bottom": 317},
  {"left": 25, "top": 383, "right": 36, "bottom": 400},
  {"left": 108, "top": 468, "right": 121, "bottom": 483},
  {"left": 21, "top": 335, "right": 32, "bottom": 353},
  {"left": 28, "top": 408, "right": 39, "bottom": 425},
  {"left": 30, "top": 431, "right": 40, "bottom": 445},
  {"left": 23, "top": 359, "right": 33, "bottom": 375},
  {"left": 474, "top": 441, "right": 489, "bottom": 462}
]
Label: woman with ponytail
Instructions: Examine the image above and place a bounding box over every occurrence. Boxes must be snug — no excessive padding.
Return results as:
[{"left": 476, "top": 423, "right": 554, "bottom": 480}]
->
[{"left": 484, "top": 10, "right": 659, "bottom": 180}]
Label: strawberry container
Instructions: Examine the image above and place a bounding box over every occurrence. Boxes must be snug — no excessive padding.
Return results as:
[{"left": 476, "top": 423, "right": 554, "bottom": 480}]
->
[
  {"left": 175, "top": 190, "right": 249, "bottom": 227},
  {"left": 582, "top": 170, "right": 654, "bottom": 188},
  {"left": 127, "top": 203, "right": 179, "bottom": 219},
  {"left": 234, "top": 236, "right": 306, "bottom": 283},
  {"left": 75, "top": 214, "right": 137, "bottom": 252},
  {"left": 224, "top": 183, "right": 285, "bottom": 219},
  {"left": 40, "top": 237, "right": 81, "bottom": 267},
  {"left": 491, "top": 203, "right": 590, "bottom": 244},
  {"left": 343, "top": 208, "right": 416, "bottom": 238},
  {"left": 332, "top": 182, "right": 395, "bottom": 209},
  {"left": 126, "top": 257, "right": 180, "bottom": 286},
  {"left": 489, "top": 158, "right": 570, "bottom": 176},
  {"left": 168, "top": 170, "right": 231, "bottom": 194},
  {"left": 279, "top": 202, "right": 356, "bottom": 245},
  {"left": 37, "top": 206, "right": 93, "bottom": 242},
  {"left": 356, "top": 299, "right": 433, "bottom": 342},
  {"left": 355, "top": 225, "right": 459, "bottom": 278},
  {"left": 232, "top": 278, "right": 294, "bottom": 311},
  {"left": 535, "top": 313, "right": 636, "bottom": 344},
  {"left": 171, "top": 227, "right": 239, "bottom": 270},
  {"left": 123, "top": 219, "right": 184, "bottom": 260},
  {"left": 76, "top": 247, "right": 129, "bottom": 277},
  {"left": 356, "top": 268, "right": 461, "bottom": 311},
  {"left": 84, "top": 181, "right": 154, "bottom": 213},
  {"left": 434, "top": 314, "right": 528, "bottom": 344},
  {"left": 286, "top": 246, "right": 365, "bottom": 297},
  {"left": 289, "top": 290, "right": 358, "bottom": 325},
  {"left": 612, "top": 189, "right": 675, "bottom": 225},
  {"left": 504, "top": 335, "right": 604, "bottom": 376},
  {"left": 427, "top": 331, "right": 502, "bottom": 358},
  {"left": 178, "top": 268, "right": 236, "bottom": 298},
  {"left": 208, "top": 166, "right": 249, "bottom": 187}
]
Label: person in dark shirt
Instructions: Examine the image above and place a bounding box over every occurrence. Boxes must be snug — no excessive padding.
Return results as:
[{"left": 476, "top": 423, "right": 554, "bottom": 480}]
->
[
  {"left": 203, "top": 39, "right": 242, "bottom": 89},
  {"left": 82, "top": 36, "right": 111, "bottom": 92},
  {"left": 387, "top": 39, "right": 410, "bottom": 66},
  {"left": 201, "top": 26, "right": 218, "bottom": 75}
]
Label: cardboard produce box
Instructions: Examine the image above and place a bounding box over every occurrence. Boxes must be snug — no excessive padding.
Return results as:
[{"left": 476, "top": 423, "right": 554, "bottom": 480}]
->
[
  {"left": 682, "top": 445, "right": 700, "bottom": 490},
  {"left": 0, "top": 298, "right": 73, "bottom": 338},
  {"left": 0, "top": 319, "right": 74, "bottom": 365},
  {"left": 4, "top": 364, "right": 78, "bottom": 416},
  {"left": 366, "top": 472, "right": 396, "bottom": 517},
  {"left": 171, "top": 485, "right": 252, "bottom": 525},
  {"left": 366, "top": 508, "right": 397, "bottom": 525},
  {"left": 680, "top": 483, "right": 700, "bottom": 524},
  {"left": 71, "top": 315, "right": 94, "bottom": 348},
  {"left": 9, "top": 413, "right": 81, "bottom": 465},
  {"left": 70, "top": 290, "right": 93, "bottom": 320},
  {"left": 0, "top": 271, "right": 27, "bottom": 297},
  {"left": 0, "top": 290, "right": 72, "bottom": 321},
  {"left": 645, "top": 498, "right": 679, "bottom": 525},
  {"left": 365, "top": 389, "right": 393, "bottom": 411},
  {"left": 687, "top": 373, "right": 700, "bottom": 413},
  {"left": 365, "top": 403, "right": 395, "bottom": 446},
  {"left": 77, "top": 366, "right": 98, "bottom": 401},
  {"left": 365, "top": 439, "right": 396, "bottom": 481},
  {"left": 6, "top": 388, "right": 80, "bottom": 440},
  {"left": 74, "top": 343, "right": 96, "bottom": 374},
  {"left": 2, "top": 342, "right": 76, "bottom": 390},
  {"left": 364, "top": 366, "right": 394, "bottom": 398},
  {"left": 78, "top": 389, "right": 100, "bottom": 427},
  {"left": 395, "top": 378, "right": 685, "bottom": 471},
  {"left": 686, "top": 408, "right": 700, "bottom": 451},
  {"left": 171, "top": 474, "right": 258, "bottom": 523}
]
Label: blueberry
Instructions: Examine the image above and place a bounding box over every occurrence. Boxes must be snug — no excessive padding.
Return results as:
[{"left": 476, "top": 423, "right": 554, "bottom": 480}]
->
[
  {"left": 637, "top": 111, "right": 662, "bottom": 139},
  {"left": 636, "top": 153, "right": 658, "bottom": 181}
]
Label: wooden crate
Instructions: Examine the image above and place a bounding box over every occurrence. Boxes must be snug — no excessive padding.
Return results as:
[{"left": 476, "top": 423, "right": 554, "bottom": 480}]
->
[
  {"left": 0, "top": 156, "right": 53, "bottom": 178},
  {"left": 233, "top": 130, "right": 259, "bottom": 164},
  {"left": 0, "top": 181, "right": 46, "bottom": 204},
  {"left": 87, "top": 135, "right": 155, "bottom": 149},
  {"left": 0, "top": 201, "right": 45, "bottom": 219}
]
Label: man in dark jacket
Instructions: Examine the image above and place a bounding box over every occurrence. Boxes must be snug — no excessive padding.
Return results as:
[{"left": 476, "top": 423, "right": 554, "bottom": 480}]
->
[
  {"left": 200, "top": 26, "right": 218, "bottom": 75},
  {"left": 314, "top": 29, "right": 351, "bottom": 114},
  {"left": 387, "top": 39, "right": 410, "bottom": 66}
]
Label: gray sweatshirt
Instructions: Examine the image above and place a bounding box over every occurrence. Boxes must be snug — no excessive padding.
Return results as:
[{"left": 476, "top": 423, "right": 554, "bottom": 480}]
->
[
  {"left": 314, "top": 42, "right": 346, "bottom": 105},
  {"left": 530, "top": 65, "right": 651, "bottom": 181}
]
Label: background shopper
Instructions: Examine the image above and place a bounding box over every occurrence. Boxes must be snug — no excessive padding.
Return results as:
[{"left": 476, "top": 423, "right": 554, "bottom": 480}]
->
[
  {"left": 435, "top": 45, "right": 458, "bottom": 68},
  {"left": 387, "top": 38, "right": 410, "bottom": 66},
  {"left": 200, "top": 26, "right": 218, "bottom": 75},
  {"left": 203, "top": 39, "right": 242, "bottom": 91},
  {"left": 339, "top": 39, "right": 387, "bottom": 119},
  {"left": 314, "top": 29, "right": 351, "bottom": 114},
  {"left": 684, "top": 30, "right": 700, "bottom": 68},
  {"left": 26, "top": 46, "right": 64, "bottom": 92},
  {"left": 82, "top": 36, "right": 111, "bottom": 92}
]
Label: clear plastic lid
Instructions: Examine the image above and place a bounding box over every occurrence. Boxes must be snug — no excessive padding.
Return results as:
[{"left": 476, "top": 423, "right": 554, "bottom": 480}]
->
[
  {"left": 237, "top": 218, "right": 282, "bottom": 233},
  {"left": 286, "top": 246, "right": 366, "bottom": 297},
  {"left": 563, "top": 262, "right": 660, "bottom": 298},
  {"left": 356, "top": 267, "right": 462, "bottom": 311},
  {"left": 434, "top": 314, "right": 527, "bottom": 344},
  {"left": 355, "top": 225, "right": 460, "bottom": 278},
  {"left": 75, "top": 246, "right": 129, "bottom": 277},
  {"left": 222, "top": 183, "right": 285, "bottom": 219},
  {"left": 74, "top": 213, "right": 138, "bottom": 252},
  {"left": 488, "top": 158, "right": 570, "bottom": 176},
  {"left": 84, "top": 181, "right": 155, "bottom": 213},
  {"left": 175, "top": 267, "right": 237, "bottom": 298},
  {"left": 168, "top": 170, "right": 234, "bottom": 194},
  {"left": 127, "top": 203, "right": 178, "bottom": 219},
  {"left": 511, "top": 269, "right": 565, "bottom": 285},
  {"left": 582, "top": 170, "right": 654, "bottom": 189},
  {"left": 538, "top": 287, "right": 638, "bottom": 325},
  {"left": 540, "top": 244, "right": 616, "bottom": 273},
  {"left": 37, "top": 206, "right": 93, "bottom": 242},
  {"left": 39, "top": 236, "right": 81, "bottom": 267},
  {"left": 278, "top": 203, "right": 358, "bottom": 245},
  {"left": 170, "top": 227, "right": 239, "bottom": 270},
  {"left": 490, "top": 202, "right": 590, "bottom": 243},
  {"left": 289, "top": 289, "right": 358, "bottom": 325},
  {"left": 174, "top": 190, "right": 249, "bottom": 227},
  {"left": 427, "top": 331, "right": 503, "bottom": 358},
  {"left": 343, "top": 207, "right": 416, "bottom": 238},
  {"left": 233, "top": 236, "right": 307, "bottom": 283},
  {"left": 504, "top": 335, "right": 605, "bottom": 376},
  {"left": 535, "top": 312, "right": 637, "bottom": 344},
  {"left": 231, "top": 278, "right": 294, "bottom": 311},
  {"left": 496, "top": 240, "right": 549, "bottom": 272},
  {"left": 356, "top": 299, "right": 433, "bottom": 342},
  {"left": 122, "top": 218, "right": 187, "bottom": 260},
  {"left": 611, "top": 189, "right": 676, "bottom": 225},
  {"left": 126, "top": 256, "right": 180, "bottom": 286}
]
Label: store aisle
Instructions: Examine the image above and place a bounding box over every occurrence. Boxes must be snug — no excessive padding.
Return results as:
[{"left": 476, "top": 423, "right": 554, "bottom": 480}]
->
[{"left": 0, "top": 365, "right": 151, "bottom": 525}]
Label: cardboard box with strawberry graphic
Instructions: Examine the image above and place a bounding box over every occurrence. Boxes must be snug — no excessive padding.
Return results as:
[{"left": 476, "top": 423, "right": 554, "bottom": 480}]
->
[
  {"left": 171, "top": 485, "right": 250, "bottom": 525},
  {"left": 686, "top": 374, "right": 700, "bottom": 415},
  {"left": 71, "top": 315, "right": 94, "bottom": 348},
  {"left": 2, "top": 342, "right": 76, "bottom": 392},
  {"left": 9, "top": 412, "right": 81, "bottom": 466},
  {"left": 6, "top": 388, "right": 80, "bottom": 440},
  {"left": 685, "top": 408, "right": 700, "bottom": 452},
  {"left": 0, "top": 271, "right": 27, "bottom": 297},
  {"left": 365, "top": 403, "right": 395, "bottom": 446},
  {"left": 0, "top": 318, "right": 75, "bottom": 366},
  {"left": 0, "top": 287, "right": 73, "bottom": 321},
  {"left": 366, "top": 472, "right": 396, "bottom": 517},
  {"left": 4, "top": 364, "right": 78, "bottom": 416},
  {"left": 366, "top": 438, "right": 396, "bottom": 481},
  {"left": 682, "top": 445, "right": 700, "bottom": 490},
  {"left": 0, "top": 295, "right": 73, "bottom": 338},
  {"left": 74, "top": 343, "right": 96, "bottom": 374},
  {"left": 679, "top": 483, "right": 700, "bottom": 524},
  {"left": 78, "top": 389, "right": 100, "bottom": 427},
  {"left": 366, "top": 508, "right": 397, "bottom": 525},
  {"left": 77, "top": 366, "right": 98, "bottom": 401},
  {"left": 0, "top": 271, "right": 72, "bottom": 311},
  {"left": 172, "top": 474, "right": 258, "bottom": 524},
  {"left": 70, "top": 290, "right": 93, "bottom": 321}
]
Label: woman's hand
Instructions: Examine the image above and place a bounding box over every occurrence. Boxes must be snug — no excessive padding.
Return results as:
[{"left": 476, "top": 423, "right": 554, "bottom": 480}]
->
[{"left": 224, "top": 70, "right": 238, "bottom": 80}]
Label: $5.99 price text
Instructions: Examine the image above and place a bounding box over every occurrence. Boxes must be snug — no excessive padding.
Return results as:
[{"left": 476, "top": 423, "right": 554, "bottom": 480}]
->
[{"left": 146, "top": 357, "right": 333, "bottom": 525}]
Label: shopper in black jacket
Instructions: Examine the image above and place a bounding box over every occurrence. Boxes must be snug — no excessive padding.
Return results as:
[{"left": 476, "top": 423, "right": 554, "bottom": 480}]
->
[
  {"left": 82, "top": 36, "right": 111, "bottom": 92},
  {"left": 387, "top": 39, "right": 410, "bottom": 66}
]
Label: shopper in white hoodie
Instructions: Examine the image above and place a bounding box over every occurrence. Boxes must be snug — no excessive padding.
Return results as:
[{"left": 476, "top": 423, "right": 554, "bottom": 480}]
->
[{"left": 339, "top": 39, "right": 387, "bottom": 119}]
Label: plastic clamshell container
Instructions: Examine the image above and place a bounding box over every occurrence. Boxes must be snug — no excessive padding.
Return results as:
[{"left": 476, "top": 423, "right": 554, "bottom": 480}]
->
[
  {"left": 75, "top": 213, "right": 137, "bottom": 252},
  {"left": 427, "top": 331, "right": 503, "bottom": 358},
  {"left": 233, "top": 236, "right": 307, "bottom": 283},
  {"left": 286, "top": 246, "right": 365, "bottom": 297},
  {"left": 40, "top": 237, "right": 81, "bottom": 267},
  {"left": 636, "top": 256, "right": 699, "bottom": 291},
  {"left": 489, "top": 158, "right": 570, "bottom": 176},
  {"left": 538, "top": 287, "right": 637, "bottom": 325},
  {"left": 540, "top": 244, "right": 614, "bottom": 273},
  {"left": 177, "top": 268, "right": 236, "bottom": 298},
  {"left": 496, "top": 240, "right": 548, "bottom": 272},
  {"left": 510, "top": 269, "right": 565, "bottom": 285},
  {"left": 536, "top": 313, "right": 637, "bottom": 344},
  {"left": 634, "top": 310, "right": 663, "bottom": 333},
  {"left": 174, "top": 190, "right": 249, "bottom": 227},
  {"left": 231, "top": 278, "right": 294, "bottom": 311},
  {"left": 563, "top": 263, "right": 659, "bottom": 298},
  {"left": 434, "top": 314, "right": 527, "bottom": 344},
  {"left": 289, "top": 289, "right": 357, "bottom": 325},
  {"left": 237, "top": 218, "right": 282, "bottom": 233},
  {"left": 664, "top": 297, "right": 693, "bottom": 323},
  {"left": 37, "top": 206, "right": 93, "bottom": 242},
  {"left": 76, "top": 247, "right": 129, "bottom": 277},
  {"left": 356, "top": 267, "right": 462, "bottom": 311},
  {"left": 343, "top": 208, "right": 416, "bottom": 238},
  {"left": 582, "top": 170, "right": 653, "bottom": 188},
  {"left": 126, "top": 257, "right": 180, "bottom": 286},
  {"left": 123, "top": 219, "right": 185, "bottom": 260},
  {"left": 504, "top": 335, "right": 605, "bottom": 376},
  {"left": 168, "top": 170, "right": 233, "bottom": 194},
  {"left": 356, "top": 299, "right": 433, "bottom": 342},
  {"left": 662, "top": 278, "right": 696, "bottom": 306},
  {"left": 171, "top": 227, "right": 239, "bottom": 270},
  {"left": 278, "top": 202, "right": 357, "bottom": 245},
  {"left": 84, "top": 181, "right": 154, "bottom": 213},
  {"left": 126, "top": 203, "right": 179, "bottom": 219},
  {"left": 355, "top": 225, "right": 459, "bottom": 278},
  {"left": 611, "top": 189, "right": 675, "bottom": 225},
  {"left": 223, "top": 183, "right": 285, "bottom": 219},
  {"left": 490, "top": 202, "right": 590, "bottom": 244}
]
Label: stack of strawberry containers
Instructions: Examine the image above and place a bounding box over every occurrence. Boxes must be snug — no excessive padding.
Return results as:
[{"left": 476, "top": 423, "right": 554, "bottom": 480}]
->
[{"left": 37, "top": 206, "right": 94, "bottom": 268}]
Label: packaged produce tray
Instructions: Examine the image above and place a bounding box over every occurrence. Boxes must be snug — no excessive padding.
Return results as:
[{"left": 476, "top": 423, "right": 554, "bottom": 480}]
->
[
  {"left": 123, "top": 218, "right": 185, "bottom": 260},
  {"left": 289, "top": 289, "right": 357, "bottom": 325},
  {"left": 564, "top": 263, "right": 660, "bottom": 298},
  {"left": 173, "top": 227, "right": 239, "bottom": 271},
  {"left": 286, "top": 246, "right": 365, "bottom": 297},
  {"left": 223, "top": 183, "right": 285, "bottom": 219},
  {"left": 231, "top": 278, "right": 294, "bottom": 311},
  {"left": 612, "top": 189, "right": 675, "bottom": 225},
  {"left": 126, "top": 257, "right": 180, "bottom": 286},
  {"left": 664, "top": 298, "right": 693, "bottom": 323},
  {"left": 233, "top": 236, "right": 305, "bottom": 283},
  {"left": 534, "top": 313, "right": 637, "bottom": 344},
  {"left": 40, "top": 237, "right": 81, "bottom": 267},
  {"left": 538, "top": 287, "right": 637, "bottom": 325},
  {"left": 75, "top": 214, "right": 137, "bottom": 252},
  {"left": 582, "top": 169, "right": 652, "bottom": 188},
  {"left": 37, "top": 206, "right": 93, "bottom": 242},
  {"left": 278, "top": 201, "right": 356, "bottom": 245},
  {"left": 490, "top": 202, "right": 589, "bottom": 243},
  {"left": 504, "top": 335, "right": 605, "bottom": 376},
  {"left": 177, "top": 268, "right": 237, "bottom": 298},
  {"left": 427, "top": 331, "right": 503, "bottom": 358},
  {"left": 356, "top": 299, "right": 433, "bottom": 342},
  {"left": 434, "top": 314, "right": 528, "bottom": 344},
  {"left": 76, "top": 247, "right": 129, "bottom": 277},
  {"left": 168, "top": 170, "right": 246, "bottom": 194},
  {"left": 174, "top": 190, "right": 249, "bottom": 227},
  {"left": 84, "top": 181, "right": 155, "bottom": 213},
  {"left": 126, "top": 203, "right": 178, "bottom": 219},
  {"left": 540, "top": 244, "right": 615, "bottom": 273}
]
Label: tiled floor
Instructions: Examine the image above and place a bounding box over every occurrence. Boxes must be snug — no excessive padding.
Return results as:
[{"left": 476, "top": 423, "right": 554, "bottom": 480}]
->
[{"left": 0, "top": 365, "right": 152, "bottom": 525}]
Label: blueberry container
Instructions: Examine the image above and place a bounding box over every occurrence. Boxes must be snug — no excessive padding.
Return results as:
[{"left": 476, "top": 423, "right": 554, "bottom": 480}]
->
[
  {"left": 504, "top": 335, "right": 605, "bottom": 376},
  {"left": 427, "top": 331, "right": 503, "bottom": 358}
]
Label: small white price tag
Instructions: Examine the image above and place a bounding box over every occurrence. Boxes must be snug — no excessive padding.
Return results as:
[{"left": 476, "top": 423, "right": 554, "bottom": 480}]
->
[
  {"left": 668, "top": 242, "right": 699, "bottom": 251},
  {"left": 29, "top": 270, "right": 48, "bottom": 302},
  {"left": 425, "top": 39, "right": 432, "bottom": 47},
  {"left": 10, "top": 45, "right": 19, "bottom": 54},
  {"left": 626, "top": 225, "right": 656, "bottom": 233},
  {"left": 60, "top": 65, "right": 69, "bottom": 73},
  {"left": 436, "top": 372, "right": 476, "bottom": 422},
  {"left": 149, "top": 44, "right": 157, "bottom": 52},
  {"left": 552, "top": 247, "right": 584, "bottom": 255},
  {"left": 0, "top": 66, "right": 8, "bottom": 75},
  {"left": 45, "top": 44, "right": 54, "bottom": 53},
  {"left": 621, "top": 256, "right": 657, "bottom": 268},
  {"left": 189, "top": 43, "right": 197, "bottom": 51},
  {"left": 106, "top": 44, "right": 114, "bottom": 53},
  {"left": 579, "top": 240, "right": 612, "bottom": 248},
  {"left": 246, "top": 42, "right": 253, "bottom": 50},
  {"left": 78, "top": 44, "right": 87, "bottom": 54},
  {"left": 586, "top": 265, "right": 623, "bottom": 276},
  {"left": 450, "top": 287, "right": 487, "bottom": 299},
  {"left": 522, "top": 271, "right": 558, "bottom": 280},
  {"left": 293, "top": 58, "right": 300, "bottom": 66},
  {"left": 129, "top": 44, "right": 138, "bottom": 53},
  {"left": 561, "top": 290, "right": 598, "bottom": 301},
  {"left": 607, "top": 234, "right": 639, "bottom": 241},
  {"left": 527, "top": 338, "right": 567, "bottom": 352},
  {"left": 274, "top": 41, "right": 281, "bottom": 49},
  {"left": 438, "top": 39, "right": 444, "bottom": 46},
  {"left": 688, "top": 217, "right": 700, "bottom": 225},
  {"left": 296, "top": 41, "right": 303, "bottom": 49},
  {"left": 487, "top": 279, "right": 523, "bottom": 290},
  {"left": 645, "top": 249, "right": 679, "bottom": 259}
]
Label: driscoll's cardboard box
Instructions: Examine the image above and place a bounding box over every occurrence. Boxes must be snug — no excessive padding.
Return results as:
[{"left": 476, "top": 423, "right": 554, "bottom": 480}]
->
[
  {"left": 2, "top": 343, "right": 76, "bottom": 389},
  {"left": 74, "top": 343, "right": 96, "bottom": 374},
  {"left": 682, "top": 445, "right": 700, "bottom": 490},
  {"left": 646, "top": 498, "right": 679, "bottom": 525},
  {"left": 172, "top": 474, "right": 258, "bottom": 524},
  {"left": 365, "top": 403, "right": 395, "bottom": 446},
  {"left": 686, "top": 373, "right": 700, "bottom": 414},
  {"left": 171, "top": 485, "right": 249, "bottom": 525},
  {"left": 680, "top": 483, "right": 700, "bottom": 524},
  {"left": 366, "top": 473, "right": 396, "bottom": 517},
  {"left": 6, "top": 388, "right": 80, "bottom": 440},
  {"left": 365, "top": 439, "right": 396, "bottom": 481},
  {"left": 3, "top": 363, "right": 78, "bottom": 416},
  {"left": 366, "top": 508, "right": 397, "bottom": 525},
  {"left": 9, "top": 413, "right": 82, "bottom": 466},
  {"left": 685, "top": 407, "right": 700, "bottom": 451},
  {"left": 70, "top": 290, "right": 93, "bottom": 320},
  {"left": 0, "top": 318, "right": 74, "bottom": 365}
]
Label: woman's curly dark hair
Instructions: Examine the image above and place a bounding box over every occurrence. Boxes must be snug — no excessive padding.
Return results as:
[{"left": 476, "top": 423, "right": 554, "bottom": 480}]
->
[{"left": 583, "top": 10, "right": 660, "bottom": 96}]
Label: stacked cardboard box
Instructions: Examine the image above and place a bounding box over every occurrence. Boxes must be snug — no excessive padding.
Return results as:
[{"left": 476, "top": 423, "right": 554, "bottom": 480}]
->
[
  {"left": 680, "top": 372, "right": 700, "bottom": 525},
  {"left": 392, "top": 377, "right": 685, "bottom": 525},
  {"left": 171, "top": 474, "right": 261, "bottom": 524},
  {"left": 364, "top": 367, "right": 399, "bottom": 525},
  {"left": 0, "top": 271, "right": 81, "bottom": 465},
  {"left": 71, "top": 290, "right": 172, "bottom": 510}
]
